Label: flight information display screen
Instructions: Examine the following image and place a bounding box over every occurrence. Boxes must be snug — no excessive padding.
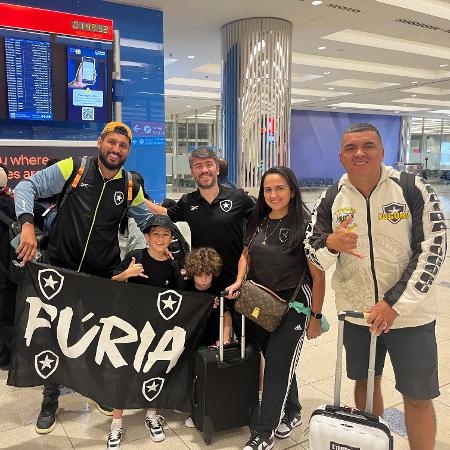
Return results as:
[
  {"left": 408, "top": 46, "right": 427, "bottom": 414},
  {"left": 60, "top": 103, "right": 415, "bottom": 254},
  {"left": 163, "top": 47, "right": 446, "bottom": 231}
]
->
[
  {"left": 5, "top": 37, "right": 53, "bottom": 120},
  {"left": 67, "top": 46, "right": 109, "bottom": 123}
]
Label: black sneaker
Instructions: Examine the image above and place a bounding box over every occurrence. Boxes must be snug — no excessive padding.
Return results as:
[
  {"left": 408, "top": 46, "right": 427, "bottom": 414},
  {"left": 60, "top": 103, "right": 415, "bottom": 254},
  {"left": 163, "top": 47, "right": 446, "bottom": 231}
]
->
[
  {"left": 35, "top": 400, "right": 58, "bottom": 434},
  {"left": 243, "top": 432, "right": 274, "bottom": 450},
  {"left": 145, "top": 414, "right": 165, "bottom": 442},
  {"left": 275, "top": 412, "right": 302, "bottom": 439},
  {"left": 107, "top": 426, "right": 123, "bottom": 449}
]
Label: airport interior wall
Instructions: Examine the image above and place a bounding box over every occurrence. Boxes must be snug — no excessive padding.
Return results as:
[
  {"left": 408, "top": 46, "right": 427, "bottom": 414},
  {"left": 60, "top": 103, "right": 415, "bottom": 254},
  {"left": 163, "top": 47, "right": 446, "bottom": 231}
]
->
[{"left": 290, "top": 110, "right": 402, "bottom": 183}]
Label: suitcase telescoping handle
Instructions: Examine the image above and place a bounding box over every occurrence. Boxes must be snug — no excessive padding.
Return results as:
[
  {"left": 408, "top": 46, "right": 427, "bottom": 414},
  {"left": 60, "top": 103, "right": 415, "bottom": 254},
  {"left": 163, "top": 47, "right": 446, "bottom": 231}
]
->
[
  {"left": 334, "top": 310, "right": 376, "bottom": 415},
  {"left": 219, "top": 291, "right": 246, "bottom": 362}
]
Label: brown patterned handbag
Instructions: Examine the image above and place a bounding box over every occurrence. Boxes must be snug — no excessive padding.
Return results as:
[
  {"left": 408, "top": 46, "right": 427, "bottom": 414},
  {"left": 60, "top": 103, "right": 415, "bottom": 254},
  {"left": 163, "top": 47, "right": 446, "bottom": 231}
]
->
[{"left": 235, "top": 280, "right": 289, "bottom": 332}]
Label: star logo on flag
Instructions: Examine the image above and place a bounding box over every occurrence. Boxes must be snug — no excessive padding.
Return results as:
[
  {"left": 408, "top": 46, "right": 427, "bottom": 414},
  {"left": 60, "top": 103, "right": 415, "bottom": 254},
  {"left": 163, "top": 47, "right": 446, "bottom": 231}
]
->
[
  {"left": 161, "top": 295, "right": 177, "bottom": 310},
  {"left": 219, "top": 199, "right": 233, "bottom": 213},
  {"left": 157, "top": 290, "right": 182, "bottom": 321},
  {"left": 35, "top": 350, "right": 59, "bottom": 380},
  {"left": 114, "top": 191, "right": 124, "bottom": 205},
  {"left": 142, "top": 377, "right": 165, "bottom": 402},
  {"left": 38, "top": 269, "right": 64, "bottom": 301}
]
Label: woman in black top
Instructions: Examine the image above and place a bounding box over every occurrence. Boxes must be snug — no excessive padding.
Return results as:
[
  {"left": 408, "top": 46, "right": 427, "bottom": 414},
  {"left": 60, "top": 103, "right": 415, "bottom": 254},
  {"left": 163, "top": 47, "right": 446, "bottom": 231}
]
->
[{"left": 227, "top": 166, "right": 325, "bottom": 450}]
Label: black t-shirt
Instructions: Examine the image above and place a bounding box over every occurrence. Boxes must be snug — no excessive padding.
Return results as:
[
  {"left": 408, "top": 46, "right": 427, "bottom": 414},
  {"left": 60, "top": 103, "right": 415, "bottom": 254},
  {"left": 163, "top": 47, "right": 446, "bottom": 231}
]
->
[
  {"left": 248, "top": 216, "right": 310, "bottom": 301},
  {"left": 168, "top": 185, "right": 255, "bottom": 289},
  {"left": 113, "top": 249, "right": 182, "bottom": 289},
  {"left": 184, "top": 278, "right": 229, "bottom": 347}
]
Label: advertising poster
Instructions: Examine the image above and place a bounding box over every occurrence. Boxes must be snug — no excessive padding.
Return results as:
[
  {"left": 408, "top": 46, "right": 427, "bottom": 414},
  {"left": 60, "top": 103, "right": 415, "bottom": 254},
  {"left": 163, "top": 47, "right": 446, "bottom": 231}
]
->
[{"left": 67, "top": 46, "right": 108, "bottom": 123}]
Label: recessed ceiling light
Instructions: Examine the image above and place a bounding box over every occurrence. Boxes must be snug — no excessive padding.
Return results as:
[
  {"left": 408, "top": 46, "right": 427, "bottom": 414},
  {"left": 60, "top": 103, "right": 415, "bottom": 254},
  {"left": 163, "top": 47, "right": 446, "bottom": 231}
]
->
[
  {"left": 321, "top": 97, "right": 326, "bottom": 100},
  {"left": 324, "top": 71, "right": 331, "bottom": 75},
  {"left": 318, "top": 46, "right": 326, "bottom": 50},
  {"left": 188, "top": 55, "right": 195, "bottom": 59},
  {"left": 395, "top": 111, "right": 400, "bottom": 113},
  {"left": 411, "top": 81, "right": 418, "bottom": 84},
  {"left": 312, "top": 0, "right": 322, "bottom": 4},
  {"left": 328, "top": 87, "right": 335, "bottom": 90},
  {"left": 187, "top": 105, "right": 191, "bottom": 108},
  {"left": 411, "top": 94, "right": 417, "bottom": 97},
  {"left": 332, "top": 106, "right": 337, "bottom": 109},
  {"left": 440, "top": 64, "right": 448, "bottom": 68}
]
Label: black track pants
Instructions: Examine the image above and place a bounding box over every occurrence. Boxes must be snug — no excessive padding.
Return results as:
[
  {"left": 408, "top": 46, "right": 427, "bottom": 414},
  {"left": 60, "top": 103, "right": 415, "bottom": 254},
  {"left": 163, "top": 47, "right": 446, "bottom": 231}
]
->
[{"left": 253, "top": 308, "right": 308, "bottom": 438}]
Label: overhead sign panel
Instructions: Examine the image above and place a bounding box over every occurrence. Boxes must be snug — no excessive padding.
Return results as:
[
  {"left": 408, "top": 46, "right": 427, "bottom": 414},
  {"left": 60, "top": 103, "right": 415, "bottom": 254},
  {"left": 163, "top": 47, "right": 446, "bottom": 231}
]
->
[{"left": 0, "top": 3, "right": 113, "bottom": 41}]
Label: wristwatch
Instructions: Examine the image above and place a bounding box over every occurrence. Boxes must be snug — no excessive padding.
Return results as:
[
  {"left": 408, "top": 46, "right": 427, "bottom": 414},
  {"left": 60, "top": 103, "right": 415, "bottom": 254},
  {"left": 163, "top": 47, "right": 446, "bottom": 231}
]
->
[{"left": 311, "top": 311, "right": 323, "bottom": 319}]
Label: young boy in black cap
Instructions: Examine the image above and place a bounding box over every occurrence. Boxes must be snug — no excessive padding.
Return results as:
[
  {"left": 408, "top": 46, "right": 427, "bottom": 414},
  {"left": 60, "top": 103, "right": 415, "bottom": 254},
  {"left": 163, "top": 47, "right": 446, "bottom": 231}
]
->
[{"left": 108, "top": 214, "right": 182, "bottom": 448}]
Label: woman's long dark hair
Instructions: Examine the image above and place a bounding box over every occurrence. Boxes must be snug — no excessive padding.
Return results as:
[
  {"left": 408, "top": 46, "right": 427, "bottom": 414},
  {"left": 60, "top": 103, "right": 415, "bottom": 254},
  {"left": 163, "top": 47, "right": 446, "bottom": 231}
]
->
[{"left": 246, "top": 166, "right": 309, "bottom": 253}]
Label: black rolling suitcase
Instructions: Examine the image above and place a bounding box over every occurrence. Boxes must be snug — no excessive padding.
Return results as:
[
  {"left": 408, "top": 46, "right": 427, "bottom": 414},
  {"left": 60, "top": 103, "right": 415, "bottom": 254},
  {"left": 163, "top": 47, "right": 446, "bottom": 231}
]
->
[
  {"left": 191, "top": 291, "right": 260, "bottom": 445},
  {"left": 309, "top": 311, "right": 393, "bottom": 449}
]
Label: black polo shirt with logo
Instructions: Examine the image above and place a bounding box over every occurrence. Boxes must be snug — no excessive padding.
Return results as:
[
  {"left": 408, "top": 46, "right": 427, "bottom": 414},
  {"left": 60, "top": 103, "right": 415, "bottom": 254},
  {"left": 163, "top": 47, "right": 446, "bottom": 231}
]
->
[{"left": 168, "top": 186, "right": 255, "bottom": 289}]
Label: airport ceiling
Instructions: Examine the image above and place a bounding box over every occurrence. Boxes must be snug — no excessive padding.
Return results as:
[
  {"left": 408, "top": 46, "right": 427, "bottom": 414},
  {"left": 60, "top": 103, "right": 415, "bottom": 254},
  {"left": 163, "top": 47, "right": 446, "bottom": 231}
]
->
[{"left": 110, "top": 0, "right": 450, "bottom": 120}]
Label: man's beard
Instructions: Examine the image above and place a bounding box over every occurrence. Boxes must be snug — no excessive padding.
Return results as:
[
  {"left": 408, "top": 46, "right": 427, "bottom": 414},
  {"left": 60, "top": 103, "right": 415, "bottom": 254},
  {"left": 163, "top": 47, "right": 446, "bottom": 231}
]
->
[
  {"left": 194, "top": 173, "right": 217, "bottom": 189},
  {"left": 98, "top": 150, "right": 126, "bottom": 171}
]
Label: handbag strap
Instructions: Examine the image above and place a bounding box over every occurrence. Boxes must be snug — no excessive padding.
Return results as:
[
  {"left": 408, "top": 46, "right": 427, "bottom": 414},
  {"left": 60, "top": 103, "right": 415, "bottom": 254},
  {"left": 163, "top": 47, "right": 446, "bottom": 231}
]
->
[{"left": 245, "top": 218, "right": 307, "bottom": 302}]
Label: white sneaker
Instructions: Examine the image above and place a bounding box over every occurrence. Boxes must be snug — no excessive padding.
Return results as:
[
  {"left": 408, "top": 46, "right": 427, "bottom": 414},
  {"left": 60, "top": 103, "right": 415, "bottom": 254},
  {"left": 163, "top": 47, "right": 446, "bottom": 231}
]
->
[
  {"left": 275, "top": 412, "right": 302, "bottom": 439},
  {"left": 145, "top": 414, "right": 165, "bottom": 442},
  {"left": 184, "top": 416, "right": 195, "bottom": 428},
  {"left": 107, "top": 426, "right": 123, "bottom": 449}
]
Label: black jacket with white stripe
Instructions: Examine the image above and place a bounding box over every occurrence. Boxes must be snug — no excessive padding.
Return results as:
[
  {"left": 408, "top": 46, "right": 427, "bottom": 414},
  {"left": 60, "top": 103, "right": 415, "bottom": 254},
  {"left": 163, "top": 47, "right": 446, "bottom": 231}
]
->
[{"left": 304, "top": 164, "right": 447, "bottom": 328}]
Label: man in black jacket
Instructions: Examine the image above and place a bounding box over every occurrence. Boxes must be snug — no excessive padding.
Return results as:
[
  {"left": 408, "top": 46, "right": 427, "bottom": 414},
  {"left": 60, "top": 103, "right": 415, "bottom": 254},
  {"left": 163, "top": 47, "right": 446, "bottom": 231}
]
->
[{"left": 14, "top": 122, "right": 153, "bottom": 434}]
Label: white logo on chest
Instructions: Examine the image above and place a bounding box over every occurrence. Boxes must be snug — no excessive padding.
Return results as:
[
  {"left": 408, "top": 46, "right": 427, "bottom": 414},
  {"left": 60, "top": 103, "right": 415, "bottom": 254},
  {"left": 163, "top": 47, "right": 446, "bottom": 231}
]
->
[
  {"left": 114, "top": 191, "right": 124, "bottom": 205},
  {"left": 220, "top": 199, "right": 233, "bottom": 213}
]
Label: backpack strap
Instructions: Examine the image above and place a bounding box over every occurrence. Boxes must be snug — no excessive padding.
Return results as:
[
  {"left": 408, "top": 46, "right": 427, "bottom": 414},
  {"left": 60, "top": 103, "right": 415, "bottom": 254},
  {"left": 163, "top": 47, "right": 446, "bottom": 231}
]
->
[
  {"left": 118, "top": 169, "right": 137, "bottom": 229},
  {"left": 58, "top": 156, "right": 90, "bottom": 210},
  {"left": 126, "top": 170, "right": 133, "bottom": 208},
  {"left": 399, "top": 171, "right": 417, "bottom": 214}
]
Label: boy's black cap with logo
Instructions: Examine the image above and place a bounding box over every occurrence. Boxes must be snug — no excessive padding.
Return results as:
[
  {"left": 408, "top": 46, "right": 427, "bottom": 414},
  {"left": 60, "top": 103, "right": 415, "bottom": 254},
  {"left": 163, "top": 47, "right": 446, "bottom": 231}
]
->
[{"left": 143, "top": 214, "right": 175, "bottom": 234}]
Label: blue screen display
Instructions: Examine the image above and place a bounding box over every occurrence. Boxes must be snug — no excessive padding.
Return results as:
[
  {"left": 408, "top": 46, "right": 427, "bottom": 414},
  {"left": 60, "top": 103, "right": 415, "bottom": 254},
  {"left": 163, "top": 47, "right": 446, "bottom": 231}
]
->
[
  {"left": 67, "top": 46, "right": 108, "bottom": 123},
  {"left": 5, "top": 37, "right": 53, "bottom": 120}
]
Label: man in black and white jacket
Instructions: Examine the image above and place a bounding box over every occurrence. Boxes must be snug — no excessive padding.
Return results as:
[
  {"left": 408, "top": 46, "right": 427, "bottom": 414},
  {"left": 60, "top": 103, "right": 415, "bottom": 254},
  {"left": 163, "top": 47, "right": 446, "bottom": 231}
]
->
[{"left": 305, "top": 123, "right": 447, "bottom": 450}]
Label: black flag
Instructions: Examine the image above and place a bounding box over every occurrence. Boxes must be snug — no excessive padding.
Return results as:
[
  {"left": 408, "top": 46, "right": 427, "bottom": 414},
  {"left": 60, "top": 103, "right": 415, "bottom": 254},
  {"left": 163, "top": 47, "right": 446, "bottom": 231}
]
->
[{"left": 8, "top": 263, "right": 213, "bottom": 410}]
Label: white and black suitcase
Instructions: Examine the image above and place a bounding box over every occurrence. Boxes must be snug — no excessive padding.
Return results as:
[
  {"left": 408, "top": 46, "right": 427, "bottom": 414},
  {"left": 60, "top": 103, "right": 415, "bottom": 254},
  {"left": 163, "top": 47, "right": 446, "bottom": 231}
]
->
[{"left": 309, "top": 311, "right": 394, "bottom": 450}]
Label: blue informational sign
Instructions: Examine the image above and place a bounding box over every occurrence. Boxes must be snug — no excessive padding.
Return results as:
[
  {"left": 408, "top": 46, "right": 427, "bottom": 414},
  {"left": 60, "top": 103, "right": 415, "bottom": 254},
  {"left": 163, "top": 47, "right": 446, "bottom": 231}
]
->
[
  {"left": 67, "top": 46, "right": 108, "bottom": 123},
  {"left": 5, "top": 37, "right": 53, "bottom": 120}
]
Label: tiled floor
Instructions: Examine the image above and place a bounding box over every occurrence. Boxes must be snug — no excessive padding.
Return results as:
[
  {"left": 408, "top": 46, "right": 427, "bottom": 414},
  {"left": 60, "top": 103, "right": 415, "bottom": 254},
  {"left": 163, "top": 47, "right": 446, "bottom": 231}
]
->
[{"left": 1, "top": 185, "right": 449, "bottom": 449}]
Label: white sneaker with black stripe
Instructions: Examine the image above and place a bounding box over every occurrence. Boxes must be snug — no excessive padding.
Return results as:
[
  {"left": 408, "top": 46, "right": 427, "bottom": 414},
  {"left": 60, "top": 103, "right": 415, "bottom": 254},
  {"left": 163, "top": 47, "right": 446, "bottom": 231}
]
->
[
  {"left": 275, "top": 412, "right": 302, "bottom": 438},
  {"left": 145, "top": 414, "right": 165, "bottom": 442},
  {"left": 242, "top": 431, "right": 274, "bottom": 450},
  {"left": 107, "top": 426, "right": 123, "bottom": 449}
]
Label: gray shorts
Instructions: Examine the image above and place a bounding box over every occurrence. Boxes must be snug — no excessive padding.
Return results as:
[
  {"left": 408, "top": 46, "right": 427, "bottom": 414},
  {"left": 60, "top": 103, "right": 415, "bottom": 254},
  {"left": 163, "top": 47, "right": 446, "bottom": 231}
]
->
[{"left": 343, "top": 321, "right": 439, "bottom": 400}]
